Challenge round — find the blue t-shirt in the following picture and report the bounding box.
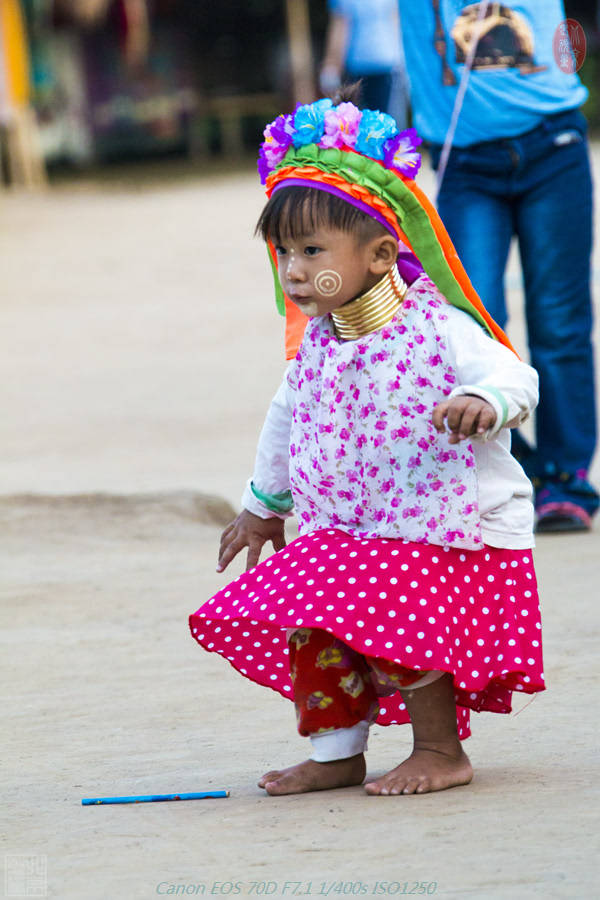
[329,0,403,73]
[398,0,588,146]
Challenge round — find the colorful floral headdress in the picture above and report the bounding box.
[259,98,515,359]
[258,99,422,185]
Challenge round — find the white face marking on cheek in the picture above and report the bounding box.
[315,269,343,297]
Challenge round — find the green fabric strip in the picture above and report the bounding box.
[274,146,495,339]
[267,247,286,316]
[250,481,294,513]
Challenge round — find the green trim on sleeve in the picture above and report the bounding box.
[478,386,509,426]
[250,481,294,513]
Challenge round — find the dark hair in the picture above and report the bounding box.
[256,186,388,246]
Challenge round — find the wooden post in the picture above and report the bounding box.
[0,0,47,188]
[285,0,315,105]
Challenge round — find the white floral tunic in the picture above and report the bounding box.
[286,276,483,549]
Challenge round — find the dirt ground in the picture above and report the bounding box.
[1,152,599,900]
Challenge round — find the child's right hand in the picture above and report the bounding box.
[217,509,286,574]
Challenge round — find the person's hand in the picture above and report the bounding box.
[432,395,496,444]
[319,64,342,95]
[217,510,286,574]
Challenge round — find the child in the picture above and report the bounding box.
[189,92,544,797]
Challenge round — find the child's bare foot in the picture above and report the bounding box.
[364,740,472,796]
[258,754,366,796]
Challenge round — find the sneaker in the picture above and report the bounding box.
[535,474,598,533]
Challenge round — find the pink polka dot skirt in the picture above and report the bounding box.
[189,530,545,740]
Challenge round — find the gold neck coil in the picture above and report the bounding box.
[330,264,408,341]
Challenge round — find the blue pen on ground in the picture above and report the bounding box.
[82,790,229,805]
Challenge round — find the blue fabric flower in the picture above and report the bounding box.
[355,109,398,161]
[292,98,333,148]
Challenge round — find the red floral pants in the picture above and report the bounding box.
[289,628,427,736]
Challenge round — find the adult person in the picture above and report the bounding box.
[398,0,598,531]
[320,0,408,127]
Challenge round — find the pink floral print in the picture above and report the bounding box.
[286,274,483,550]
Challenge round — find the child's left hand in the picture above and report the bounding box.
[432,396,496,444]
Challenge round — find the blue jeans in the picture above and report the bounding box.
[430,109,598,515]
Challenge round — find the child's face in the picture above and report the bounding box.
[274,226,384,318]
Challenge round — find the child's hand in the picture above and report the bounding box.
[432,395,496,444]
[217,509,286,573]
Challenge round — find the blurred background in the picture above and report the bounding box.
[1,0,598,183]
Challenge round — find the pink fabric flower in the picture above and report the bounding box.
[321,102,362,149]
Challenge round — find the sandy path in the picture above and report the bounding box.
[1,154,599,899]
